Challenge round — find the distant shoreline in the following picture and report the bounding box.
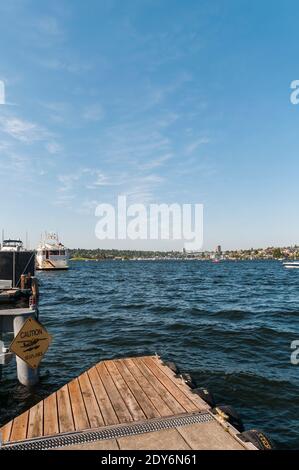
[69,246,299,262]
[69,257,290,262]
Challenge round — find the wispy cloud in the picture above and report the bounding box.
[86,170,119,189]
[145,72,193,108]
[58,168,122,194]
[77,199,99,215]
[0,113,64,162]
[124,21,202,72]
[97,118,172,166]
[139,153,172,170]
[54,193,76,208]
[0,116,48,143]
[0,140,11,152]
[0,145,44,184]
[58,173,81,192]
[55,164,165,211]
[185,138,210,155]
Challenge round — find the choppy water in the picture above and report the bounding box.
[0,260,298,449]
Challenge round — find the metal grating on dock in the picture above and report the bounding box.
[0,355,249,450]
[1,411,215,450]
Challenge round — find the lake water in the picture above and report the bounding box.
[0,260,298,449]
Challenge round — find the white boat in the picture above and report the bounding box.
[36,232,69,270]
[1,239,24,252]
[283,261,299,269]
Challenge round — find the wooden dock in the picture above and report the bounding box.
[0,355,256,450]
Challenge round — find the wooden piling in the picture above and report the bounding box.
[20,274,27,290]
[30,277,39,307]
[13,313,39,387]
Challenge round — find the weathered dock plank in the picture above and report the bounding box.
[68,379,89,431]
[153,357,210,410]
[27,401,43,439]
[9,410,29,442]
[142,357,198,412]
[123,358,173,417]
[0,355,252,450]
[57,384,75,433]
[96,362,133,423]
[78,372,104,428]
[43,393,59,436]
[0,421,13,443]
[132,358,186,415]
[105,360,145,421]
[87,366,119,426]
[115,359,160,419]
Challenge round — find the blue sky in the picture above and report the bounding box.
[0,0,298,250]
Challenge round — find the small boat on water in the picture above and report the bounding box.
[283,261,299,269]
[1,239,24,252]
[36,232,69,270]
[0,237,37,306]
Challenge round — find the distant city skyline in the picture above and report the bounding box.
[1,0,299,250]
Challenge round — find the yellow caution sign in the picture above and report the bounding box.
[10,317,52,369]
